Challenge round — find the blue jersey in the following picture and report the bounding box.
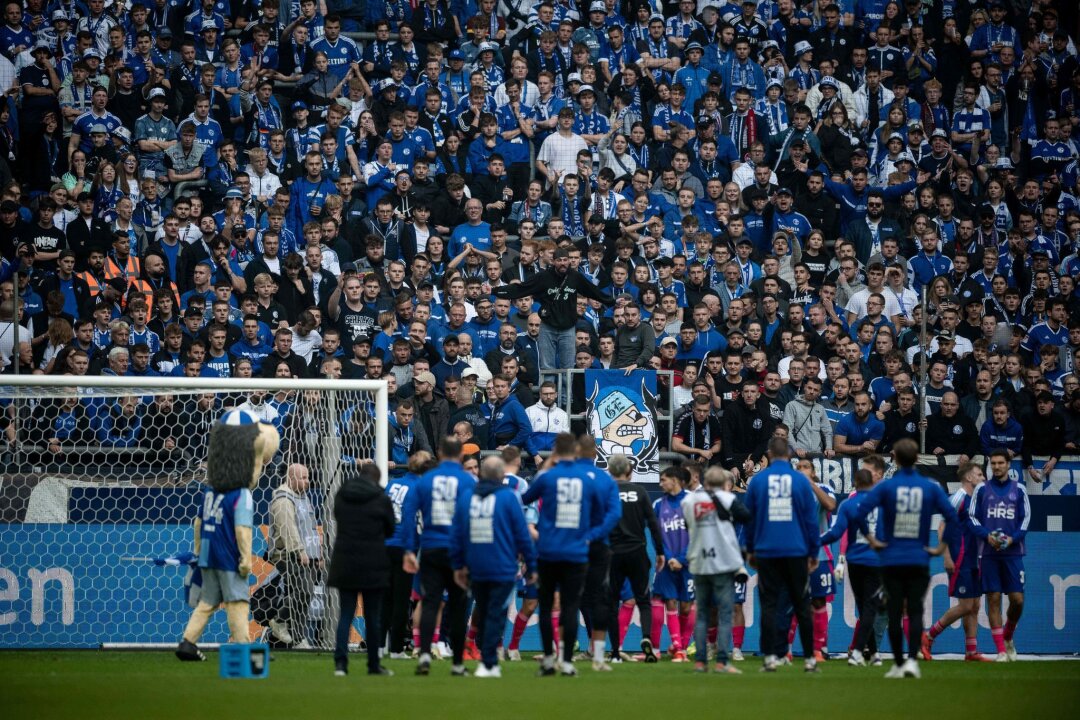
[743,460,820,558]
[820,490,880,567]
[198,486,253,572]
[854,467,958,566]
[400,460,476,551]
[385,472,417,548]
[450,482,537,582]
[943,489,978,570]
[835,412,884,447]
[309,36,361,81]
[969,476,1029,558]
[521,459,600,563]
[653,490,689,564]
[815,482,837,562]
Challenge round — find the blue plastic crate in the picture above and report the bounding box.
[219,643,270,679]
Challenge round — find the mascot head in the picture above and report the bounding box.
[206,409,281,491]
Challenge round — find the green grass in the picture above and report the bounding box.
[3,651,1079,720]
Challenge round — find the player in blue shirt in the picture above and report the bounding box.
[176,410,279,662]
[742,438,821,672]
[796,458,838,663]
[851,438,960,678]
[922,461,993,662]
[969,448,1030,663]
[651,465,693,661]
[383,451,434,659]
[521,433,602,676]
[401,437,477,676]
[820,463,883,666]
[450,455,537,677]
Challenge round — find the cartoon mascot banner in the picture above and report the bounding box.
[585,369,660,484]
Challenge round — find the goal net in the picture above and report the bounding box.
[0,376,388,651]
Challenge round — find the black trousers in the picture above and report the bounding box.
[276,553,318,636]
[848,563,883,657]
[334,587,383,671]
[608,549,652,654]
[418,547,468,664]
[757,556,814,660]
[381,546,412,653]
[882,565,930,665]
[538,560,588,663]
[581,542,612,637]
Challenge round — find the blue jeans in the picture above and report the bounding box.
[471,579,516,669]
[538,323,576,370]
[694,572,735,665]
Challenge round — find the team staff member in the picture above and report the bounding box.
[852,439,960,679]
[607,454,665,663]
[521,433,603,677]
[401,438,477,677]
[450,456,537,678]
[742,437,821,673]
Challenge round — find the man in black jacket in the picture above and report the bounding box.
[493,247,614,369]
[925,391,978,465]
[607,453,665,662]
[720,380,775,483]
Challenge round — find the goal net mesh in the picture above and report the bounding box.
[0,379,386,650]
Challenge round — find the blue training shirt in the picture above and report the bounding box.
[198,486,253,572]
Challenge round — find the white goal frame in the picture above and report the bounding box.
[1,375,391,483]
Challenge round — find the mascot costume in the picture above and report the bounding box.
[176,410,281,661]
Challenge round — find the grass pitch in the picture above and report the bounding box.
[3,651,1079,720]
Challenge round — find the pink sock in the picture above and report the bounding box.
[928,620,945,640]
[1003,619,1017,642]
[413,628,420,649]
[509,612,528,650]
[991,627,1005,653]
[787,616,798,646]
[849,619,860,652]
[812,607,828,651]
[965,638,978,655]
[902,616,910,645]
[649,600,664,647]
[466,624,478,642]
[665,610,681,651]
[708,626,719,645]
[432,629,440,644]
[551,611,560,653]
[732,625,745,649]
[618,604,633,646]
[679,609,696,650]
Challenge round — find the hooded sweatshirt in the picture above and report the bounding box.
[450,480,537,582]
[781,393,833,454]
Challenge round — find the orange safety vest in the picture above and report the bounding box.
[103,255,142,283]
[129,279,178,314]
[79,271,105,297]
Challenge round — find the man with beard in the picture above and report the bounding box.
[834,391,884,457]
[494,247,614,369]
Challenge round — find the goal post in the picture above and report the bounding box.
[0,375,388,651]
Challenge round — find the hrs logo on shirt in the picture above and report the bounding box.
[987,502,1015,520]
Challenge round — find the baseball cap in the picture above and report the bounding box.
[51,9,67,20]
[461,367,480,379]
[775,187,793,196]
[158,28,173,38]
[113,126,131,142]
[414,371,437,386]
[224,187,244,199]
[567,72,583,85]
[820,76,839,90]
[575,84,596,96]
[82,48,102,60]
[147,87,166,100]
[660,336,678,347]
[291,100,308,111]
[448,49,464,61]
[231,222,247,234]
[935,331,955,342]
[89,123,108,134]
[478,41,499,54]
[931,128,948,139]
[707,72,723,85]
[887,132,904,143]
[0,200,19,213]
[589,1,606,11]
[33,40,53,55]
[76,191,94,202]
[766,78,783,91]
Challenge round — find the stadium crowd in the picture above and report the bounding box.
[0,0,1077,478]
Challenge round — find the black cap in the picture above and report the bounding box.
[0,200,19,213]
[654,256,674,267]
[106,277,128,294]
[76,191,94,202]
[736,237,754,246]
[726,327,745,337]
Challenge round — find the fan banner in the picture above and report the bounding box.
[584,369,660,485]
